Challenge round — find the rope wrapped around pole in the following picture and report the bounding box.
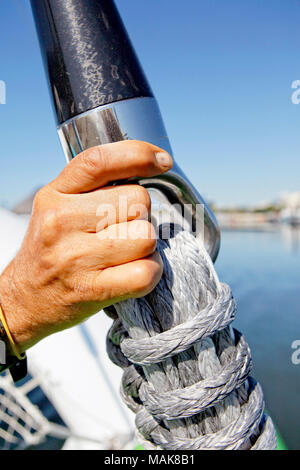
[105,225,277,450]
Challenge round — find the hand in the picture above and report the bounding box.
[0,141,173,353]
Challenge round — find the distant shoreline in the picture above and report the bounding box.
[215,211,300,231]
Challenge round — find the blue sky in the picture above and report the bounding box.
[0,0,300,208]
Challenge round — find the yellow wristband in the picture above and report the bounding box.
[0,304,24,361]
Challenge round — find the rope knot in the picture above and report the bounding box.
[105,229,277,450]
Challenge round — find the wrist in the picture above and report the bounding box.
[0,262,34,354]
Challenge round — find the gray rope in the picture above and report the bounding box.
[105,226,277,450]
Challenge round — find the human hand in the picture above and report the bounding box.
[0,141,172,352]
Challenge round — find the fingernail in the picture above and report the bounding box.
[155,152,173,169]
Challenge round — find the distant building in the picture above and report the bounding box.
[280,191,300,209]
[279,191,300,225]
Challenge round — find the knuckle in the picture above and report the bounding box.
[134,185,151,211]
[126,186,151,221]
[132,260,157,294]
[32,190,71,247]
[145,233,157,253]
[136,220,157,250]
[32,187,47,213]
[39,209,60,240]
[141,238,157,257]
[127,140,155,168]
[38,206,69,247]
[128,219,152,240]
[140,219,155,233]
[79,146,104,174]
[32,186,61,216]
[131,141,155,167]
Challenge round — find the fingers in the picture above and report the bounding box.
[62,220,157,271]
[66,184,151,233]
[51,140,173,194]
[82,252,163,304]
[89,220,157,268]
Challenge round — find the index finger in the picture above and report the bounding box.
[51,140,173,194]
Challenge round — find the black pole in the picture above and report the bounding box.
[30,0,220,261]
[30,0,153,124]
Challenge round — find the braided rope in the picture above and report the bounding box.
[105,226,277,450]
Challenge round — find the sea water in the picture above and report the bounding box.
[215,226,300,450]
